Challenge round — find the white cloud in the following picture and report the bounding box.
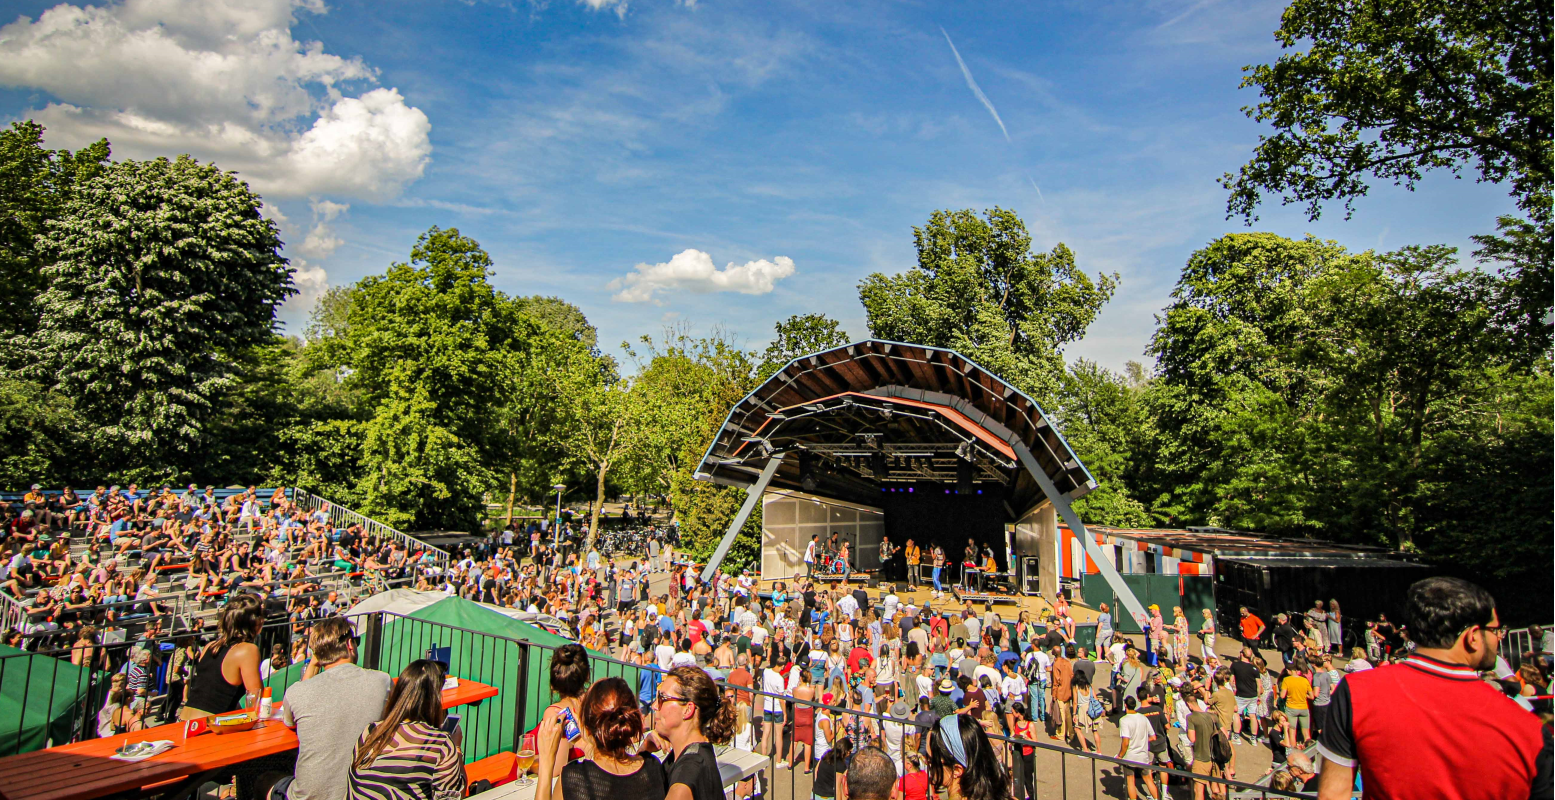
[297,199,349,259]
[608,249,796,303]
[578,0,628,18]
[281,257,330,327]
[0,0,431,201]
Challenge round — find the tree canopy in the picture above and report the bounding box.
[859,207,1116,404]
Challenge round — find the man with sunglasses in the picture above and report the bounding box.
[1315,577,1549,800]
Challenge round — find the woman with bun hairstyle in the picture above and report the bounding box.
[535,677,665,800]
[540,643,592,775]
[650,665,738,800]
[928,712,1009,800]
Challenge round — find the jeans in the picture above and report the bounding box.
[932,567,942,591]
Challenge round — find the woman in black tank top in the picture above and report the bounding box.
[182,593,265,718]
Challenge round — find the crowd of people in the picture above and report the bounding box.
[5,484,1552,800]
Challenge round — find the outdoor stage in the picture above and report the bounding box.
[693,339,1156,630]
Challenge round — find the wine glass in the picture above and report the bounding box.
[514,748,537,787]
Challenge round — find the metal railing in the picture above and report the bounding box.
[1,592,27,635]
[1499,625,1551,670]
[494,632,1306,800]
[292,489,450,565]
[3,604,1311,798]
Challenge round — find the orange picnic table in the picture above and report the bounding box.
[0,679,499,800]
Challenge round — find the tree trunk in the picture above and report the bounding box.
[587,462,608,554]
[504,472,516,531]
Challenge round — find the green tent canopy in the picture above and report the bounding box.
[363,596,637,763]
[0,645,105,757]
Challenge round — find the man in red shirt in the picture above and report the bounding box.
[1316,577,1550,800]
[1237,607,1265,651]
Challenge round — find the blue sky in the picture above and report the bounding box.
[0,0,1519,372]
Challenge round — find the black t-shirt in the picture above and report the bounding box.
[1139,704,1169,752]
[560,754,667,800]
[813,754,844,797]
[1272,624,1297,649]
[851,588,868,612]
[802,590,817,610]
[665,742,724,800]
[1231,661,1260,698]
[1073,659,1096,685]
[1042,630,1066,650]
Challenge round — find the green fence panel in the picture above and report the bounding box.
[1082,574,1215,634]
[0,645,103,756]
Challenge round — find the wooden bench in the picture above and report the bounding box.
[463,752,517,788]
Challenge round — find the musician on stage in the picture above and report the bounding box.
[959,539,978,592]
[878,536,896,582]
[903,539,920,589]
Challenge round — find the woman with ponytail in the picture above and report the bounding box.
[928,712,1010,800]
[535,677,665,800]
[650,665,738,800]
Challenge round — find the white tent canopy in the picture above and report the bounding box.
[343,588,567,636]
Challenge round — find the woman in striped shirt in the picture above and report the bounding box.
[347,660,467,800]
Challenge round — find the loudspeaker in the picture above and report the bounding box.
[956,458,974,494]
[799,451,818,492]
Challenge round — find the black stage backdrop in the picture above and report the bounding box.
[877,484,1007,583]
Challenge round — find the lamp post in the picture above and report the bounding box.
[552,483,566,548]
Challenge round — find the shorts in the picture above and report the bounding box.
[1129,766,1151,781]
[1235,696,1257,716]
[764,710,783,723]
[1153,750,1172,765]
[1191,761,1216,783]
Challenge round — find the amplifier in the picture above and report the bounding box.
[1021,556,1042,595]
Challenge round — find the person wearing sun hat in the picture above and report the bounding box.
[930,678,957,719]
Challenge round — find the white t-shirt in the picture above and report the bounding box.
[881,719,906,764]
[915,671,934,699]
[1119,713,1154,764]
[750,625,769,647]
[974,664,1001,690]
[762,668,787,712]
[804,541,817,564]
[883,594,899,618]
[1001,673,1029,702]
[837,595,859,619]
[655,643,676,672]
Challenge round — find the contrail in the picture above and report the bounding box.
[1027,176,1045,203]
[941,27,1010,142]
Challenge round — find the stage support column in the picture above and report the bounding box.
[1012,442,1150,633]
[700,455,785,584]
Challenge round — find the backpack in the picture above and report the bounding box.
[1211,723,1234,765]
[1088,693,1106,720]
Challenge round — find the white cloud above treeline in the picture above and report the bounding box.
[0,0,431,201]
[609,249,796,303]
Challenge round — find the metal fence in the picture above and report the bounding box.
[502,635,1308,800]
[1499,625,1551,670]
[292,489,450,565]
[4,606,1313,798]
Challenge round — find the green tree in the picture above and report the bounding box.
[757,313,851,379]
[0,121,110,341]
[1054,360,1152,527]
[859,207,1116,403]
[1140,231,1550,599]
[549,343,638,551]
[305,227,542,530]
[1224,0,1552,350]
[1224,0,1551,222]
[27,155,293,481]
